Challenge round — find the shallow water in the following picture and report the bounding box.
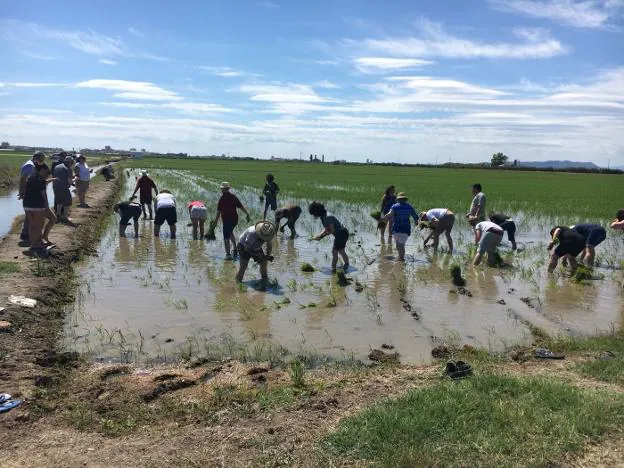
[64,170,624,364]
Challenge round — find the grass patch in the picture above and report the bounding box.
[0,261,20,275]
[576,358,624,385]
[324,374,624,467]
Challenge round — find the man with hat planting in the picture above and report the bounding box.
[132,170,158,220]
[214,182,251,260]
[381,192,419,262]
[235,220,276,283]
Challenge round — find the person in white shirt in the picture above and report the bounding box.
[235,221,276,284]
[73,154,93,208]
[473,221,504,266]
[153,190,177,239]
[420,208,455,253]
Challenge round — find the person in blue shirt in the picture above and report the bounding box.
[381,192,419,262]
[379,185,396,242]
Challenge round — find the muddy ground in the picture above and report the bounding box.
[1,174,623,467]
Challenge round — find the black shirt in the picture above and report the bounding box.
[23,176,47,209]
[489,213,511,225]
[554,227,586,257]
[114,201,140,213]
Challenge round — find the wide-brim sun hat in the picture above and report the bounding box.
[255,220,276,242]
[220,181,231,189]
[396,192,408,200]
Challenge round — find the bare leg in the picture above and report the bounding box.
[445,232,454,253]
[473,252,483,266]
[148,204,153,220]
[259,260,268,280]
[331,249,339,271]
[396,242,406,261]
[133,218,139,238]
[170,224,176,239]
[584,246,595,267]
[432,232,440,251]
[387,219,393,241]
[192,219,199,240]
[236,256,250,282]
[141,203,147,218]
[229,233,237,256]
[199,220,205,238]
[42,208,56,243]
[287,218,296,238]
[119,223,128,237]
[568,255,579,273]
[154,224,161,237]
[28,212,44,248]
[338,249,349,268]
[224,238,232,256]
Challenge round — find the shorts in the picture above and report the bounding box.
[190,206,208,220]
[139,194,153,204]
[434,214,455,235]
[76,179,90,193]
[154,206,177,226]
[120,205,142,225]
[333,229,349,250]
[392,232,410,245]
[237,246,263,262]
[24,207,46,212]
[555,241,585,258]
[54,188,72,207]
[223,219,238,239]
[585,227,606,247]
[265,196,277,211]
[478,231,503,254]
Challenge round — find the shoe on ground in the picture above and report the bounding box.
[225,253,233,261]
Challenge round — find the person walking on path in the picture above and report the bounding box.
[132,170,158,220]
[114,200,142,238]
[188,200,208,240]
[22,163,56,253]
[310,201,350,272]
[467,184,486,228]
[381,192,419,262]
[18,151,46,245]
[489,212,517,250]
[420,208,455,253]
[53,155,75,224]
[262,173,280,219]
[473,220,503,266]
[379,185,396,242]
[235,220,276,284]
[547,226,587,273]
[275,204,302,238]
[214,182,251,260]
[154,190,177,239]
[570,223,606,267]
[73,154,93,208]
[611,210,624,231]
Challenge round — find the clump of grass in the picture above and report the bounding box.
[289,358,306,388]
[324,375,624,466]
[450,264,466,287]
[0,261,20,276]
[572,265,600,282]
[301,262,316,273]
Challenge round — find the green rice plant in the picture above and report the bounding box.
[289,358,306,388]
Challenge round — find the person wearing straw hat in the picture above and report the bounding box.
[235,220,276,283]
[381,192,419,262]
[132,170,158,220]
[214,182,251,260]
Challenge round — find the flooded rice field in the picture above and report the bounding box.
[64,170,624,364]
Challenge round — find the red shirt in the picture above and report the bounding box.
[217,192,243,222]
[135,176,157,198]
[187,200,205,209]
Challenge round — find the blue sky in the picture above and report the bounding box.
[1,0,623,164]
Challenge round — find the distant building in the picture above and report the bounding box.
[104,145,112,151]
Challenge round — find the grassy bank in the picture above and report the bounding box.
[127,157,624,220]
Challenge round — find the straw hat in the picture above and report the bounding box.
[220,181,231,189]
[255,220,276,242]
[396,192,408,200]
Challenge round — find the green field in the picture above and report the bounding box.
[127,158,623,220]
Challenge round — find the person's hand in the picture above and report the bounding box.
[17,194,23,200]
[264,255,274,262]
[313,235,321,241]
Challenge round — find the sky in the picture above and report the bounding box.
[1,0,623,165]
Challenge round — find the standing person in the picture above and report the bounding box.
[74,154,93,208]
[113,200,142,238]
[611,210,624,230]
[22,163,56,252]
[275,204,302,239]
[235,221,276,283]
[379,185,396,242]
[489,212,517,250]
[153,190,177,239]
[547,226,587,273]
[18,151,46,244]
[53,155,75,224]
[467,184,486,228]
[132,170,158,220]
[570,223,607,267]
[310,201,350,272]
[420,208,455,253]
[473,220,504,266]
[214,182,251,260]
[381,192,419,262]
[188,200,208,240]
[262,173,280,219]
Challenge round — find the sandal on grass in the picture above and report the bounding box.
[0,393,11,404]
[534,348,565,360]
[445,360,473,379]
[0,399,22,413]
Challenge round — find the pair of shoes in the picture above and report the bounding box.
[445,361,473,379]
[225,253,233,261]
[0,393,22,414]
[342,263,350,271]
[534,348,565,359]
[18,240,31,247]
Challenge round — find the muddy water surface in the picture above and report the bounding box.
[65,170,624,364]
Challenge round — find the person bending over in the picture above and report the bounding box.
[154,190,177,239]
[188,200,208,240]
[489,212,517,250]
[420,208,455,253]
[275,204,301,239]
[473,220,503,266]
[548,226,586,273]
[570,223,606,267]
[235,220,276,284]
[114,200,142,238]
[310,201,350,272]
[611,210,624,231]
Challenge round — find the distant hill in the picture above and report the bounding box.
[518,160,600,169]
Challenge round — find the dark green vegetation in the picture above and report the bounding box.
[324,375,624,467]
[127,157,623,219]
[0,261,20,275]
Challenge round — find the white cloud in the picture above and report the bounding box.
[101,101,234,114]
[352,18,568,59]
[197,66,256,77]
[490,0,623,28]
[315,60,339,65]
[240,83,331,103]
[1,82,66,88]
[314,80,341,89]
[128,26,144,37]
[354,57,434,73]
[99,59,118,65]
[386,76,510,96]
[75,79,182,101]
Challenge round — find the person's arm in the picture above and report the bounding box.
[381,209,393,222]
[547,228,561,250]
[18,174,28,199]
[474,228,482,244]
[275,183,280,194]
[314,221,334,240]
[131,181,140,197]
[548,253,560,273]
[611,220,624,230]
[411,207,420,226]
[474,196,485,219]
[238,200,251,222]
[151,180,158,196]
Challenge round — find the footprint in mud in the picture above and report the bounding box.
[520,297,536,309]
